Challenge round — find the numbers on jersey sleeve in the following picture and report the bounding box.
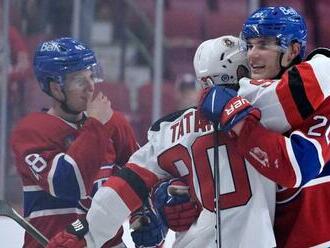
[158,133,252,212]
[308,116,327,137]
[25,153,47,180]
[25,153,47,173]
[326,125,330,145]
[307,115,330,144]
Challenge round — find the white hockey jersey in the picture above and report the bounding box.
[85,108,276,248]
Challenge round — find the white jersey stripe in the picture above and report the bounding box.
[307,54,330,98]
[26,207,85,220]
[284,138,302,188]
[23,185,43,191]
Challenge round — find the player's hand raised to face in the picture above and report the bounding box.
[87,92,113,124]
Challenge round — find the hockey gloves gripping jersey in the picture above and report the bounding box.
[199,85,260,131]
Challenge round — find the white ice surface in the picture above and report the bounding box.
[0,217,175,248]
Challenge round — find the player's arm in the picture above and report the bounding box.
[45,164,159,248]
[106,111,140,166]
[87,111,139,197]
[47,111,200,247]
[74,134,164,247]
[232,115,329,188]
[199,85,329,188]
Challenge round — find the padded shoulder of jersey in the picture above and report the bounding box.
[306,48,330,61]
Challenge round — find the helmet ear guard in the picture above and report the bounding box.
[193,35,250,89]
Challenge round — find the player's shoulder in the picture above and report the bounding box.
[13,112,68,136]
[305,48,330,61]
[107,110,130,127]
[150,107,196,132]
[104,111,135,134]
[112,110,127,122]
[14,112,51,129]
[300,48,330,74]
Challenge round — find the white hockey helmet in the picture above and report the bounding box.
[193,35,250,88]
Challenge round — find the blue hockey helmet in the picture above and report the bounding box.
[33,37,99,95]
[241,6,307,58]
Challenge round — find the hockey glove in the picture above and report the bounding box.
[152,178,201,232]
[199,85,260,131]
[130,206,166,248]
[46,219,88,248]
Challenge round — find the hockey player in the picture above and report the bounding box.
[47,35,278,248]
[10,37,139,248]
[199,6,330,248]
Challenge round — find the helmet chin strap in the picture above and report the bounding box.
[60,102,81,115]
[273,52,302,79]
[51,88,81,115]
[60,90,81,115]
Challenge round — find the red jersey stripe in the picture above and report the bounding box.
[104,176,142,212]
[276,72,304,127]
[126,163,159,189]
[298,62,324,110]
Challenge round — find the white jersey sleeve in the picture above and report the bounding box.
[238,77,292,133]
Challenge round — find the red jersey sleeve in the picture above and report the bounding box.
[105,111,139,166]
[236,100,330,188]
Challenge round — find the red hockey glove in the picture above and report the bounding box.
[152,179,201,232]
[47,219,88,248]
[163,200,201,232]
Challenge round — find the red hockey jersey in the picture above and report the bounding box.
[11,111,138,248]
[237,49,330,248]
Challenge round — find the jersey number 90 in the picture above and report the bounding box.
[158,133,252,212]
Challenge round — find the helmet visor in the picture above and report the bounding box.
[89,63,104,83]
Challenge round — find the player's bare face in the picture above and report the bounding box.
[63,69,95,112]
[246,37,282,79]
